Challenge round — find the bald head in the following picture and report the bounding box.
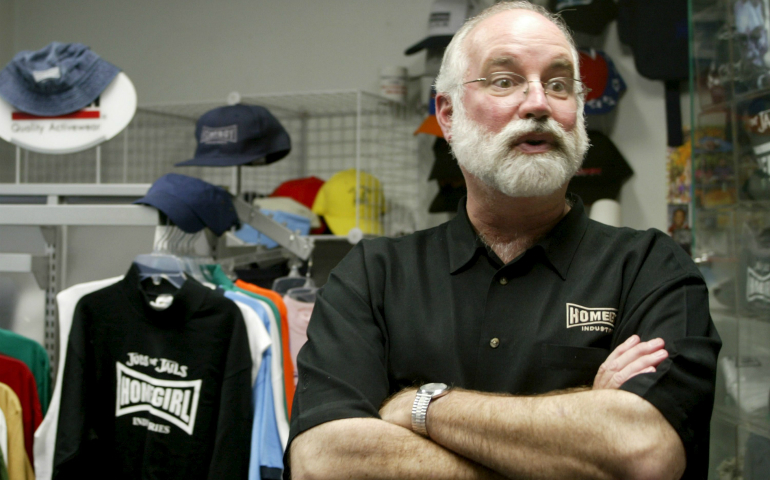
[434,1,580,105]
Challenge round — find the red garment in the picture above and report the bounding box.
[0,353,43,469]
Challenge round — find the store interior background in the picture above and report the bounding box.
[0,0,693,234]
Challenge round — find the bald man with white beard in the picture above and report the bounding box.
[286,3,720,480]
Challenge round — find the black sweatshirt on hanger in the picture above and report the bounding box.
[52,264,252,480]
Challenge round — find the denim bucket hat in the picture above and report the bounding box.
[0,42,120,116]
[134,174,240,236]
[175,104,291,167]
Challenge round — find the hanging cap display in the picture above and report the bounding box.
[552,0,618,36]
[414,87,444,137]
[405,0,473,55]
[0,42,120,117]
[134,173,239,236]
[579,49,626,116]
[429,138,463,180]
[567,130,633,205]
[175,104,291,167]
[312,169,386,236]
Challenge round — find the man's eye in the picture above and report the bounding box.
[492,78,514,88]
[548,80,568,93]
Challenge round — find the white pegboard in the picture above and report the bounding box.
[0,90,422,237]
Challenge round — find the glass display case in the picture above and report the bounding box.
[691,0,770,477]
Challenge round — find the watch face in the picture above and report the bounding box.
[421,382,449,396]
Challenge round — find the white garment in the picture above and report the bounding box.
[231,299,271,385]
[230,292,289,448]
[34,276,123,480]
[0,403,7,466]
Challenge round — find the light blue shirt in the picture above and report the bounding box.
[224,291,283,480]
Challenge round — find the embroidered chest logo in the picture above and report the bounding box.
[115,361,202,435]
[200,124,238,144]
[747,266,770,303]
[566,303,617,333]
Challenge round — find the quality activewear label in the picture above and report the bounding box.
[115,362,202,435]
[566,303,617,332]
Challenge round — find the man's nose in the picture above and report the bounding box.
[517,81,552,120]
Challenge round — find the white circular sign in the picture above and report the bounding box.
[0,72,137,154]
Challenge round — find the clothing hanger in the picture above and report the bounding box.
[133,224,187,289]
[285,286,317,303]
[285,255,318,302]
[272,256,315,295]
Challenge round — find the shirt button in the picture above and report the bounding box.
[499,277,508,285]
[490,338,500,348]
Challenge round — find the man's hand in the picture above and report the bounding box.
[593,335,668,389]
[379,387,418,430]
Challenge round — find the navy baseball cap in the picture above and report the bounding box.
[552,0,618,36]
[0,42,120,117]
[175,104,291,167]
[134,174,239,236]
[405,0,473,55]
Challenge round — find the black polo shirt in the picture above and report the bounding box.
[288,195,721,480]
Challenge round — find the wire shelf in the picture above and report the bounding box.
[0,90,422,236]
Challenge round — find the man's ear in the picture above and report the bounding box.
[435,93,453,142]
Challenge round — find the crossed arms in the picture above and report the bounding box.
[289,335,686,480]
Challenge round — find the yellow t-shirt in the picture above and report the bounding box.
[0,383,33,480]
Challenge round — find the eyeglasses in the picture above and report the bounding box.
[463,72,590,113]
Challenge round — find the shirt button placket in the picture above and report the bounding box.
[499,277,508,285]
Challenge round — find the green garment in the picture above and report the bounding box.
[0,445,8,480]
[0,330,50,415]
[202,265,288,417]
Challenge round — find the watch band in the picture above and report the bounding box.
[411,390,433,437]
[411,383,450,437]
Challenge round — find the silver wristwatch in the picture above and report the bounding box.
[411,382,451,437]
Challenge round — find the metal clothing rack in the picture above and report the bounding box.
[0,183,315,377]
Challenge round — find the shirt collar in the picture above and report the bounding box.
[120,262,207,324]
[447,194,588,280]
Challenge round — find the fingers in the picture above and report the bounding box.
[593,337,668,390]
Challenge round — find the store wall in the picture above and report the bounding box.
[0,0,13,66]
[5,0,677,231]
[10,0,433,104]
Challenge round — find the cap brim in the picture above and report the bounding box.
[175,154,269,167]
[405,35,455,55]
[414,115,444,137]
[133,191,206,233]
[324,215,383,236]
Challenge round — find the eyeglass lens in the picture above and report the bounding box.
[470,72,583,112]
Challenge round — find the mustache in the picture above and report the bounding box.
[495,118,568,151]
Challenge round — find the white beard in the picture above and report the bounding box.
[449,102,589,198]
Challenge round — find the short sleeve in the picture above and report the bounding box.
[616,242,721,480]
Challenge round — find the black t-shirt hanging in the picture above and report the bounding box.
[53,264,252,480]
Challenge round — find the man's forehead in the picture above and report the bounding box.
[483,55,574,72]
[464,10,572,66]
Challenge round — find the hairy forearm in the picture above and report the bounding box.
[290,417,506,480]
[426,388,685,480]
